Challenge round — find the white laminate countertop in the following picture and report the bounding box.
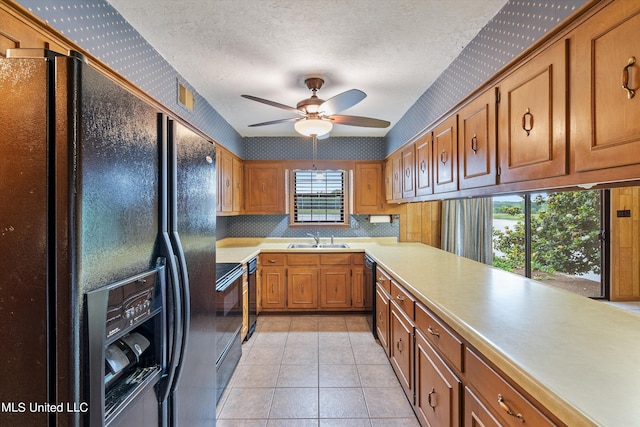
[217,237,640,426]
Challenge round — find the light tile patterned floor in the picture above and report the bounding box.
[216,314,421,427]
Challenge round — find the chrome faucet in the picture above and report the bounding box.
[307,232,320,245]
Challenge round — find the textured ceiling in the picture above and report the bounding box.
[107,0,507,138]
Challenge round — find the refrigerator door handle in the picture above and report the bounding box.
[158,234,182,403]
[169,232,191,388]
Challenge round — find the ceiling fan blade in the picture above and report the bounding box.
[247,117,300,127]
[241,94,305,116]
[329,115,390,128]
[319,89,366,115]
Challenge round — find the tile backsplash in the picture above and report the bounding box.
[217,215,398,240]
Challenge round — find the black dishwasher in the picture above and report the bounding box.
[246,257,258,340]
[364,254,376,337]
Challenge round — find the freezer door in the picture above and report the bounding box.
[168,120,218,426]
[0,55,50,427]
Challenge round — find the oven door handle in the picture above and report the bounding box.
[216,268,246,292]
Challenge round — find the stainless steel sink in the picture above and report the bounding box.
[287,243,349,249]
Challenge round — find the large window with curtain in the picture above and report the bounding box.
[492,190,607,298]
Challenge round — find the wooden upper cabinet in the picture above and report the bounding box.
[458,89,497,189]
[497,39,568,184]
[244,161,284,214]
[572,1,640,172]
[354,162,386,214]
[402,146,415,199]
[0,6,66,56]
[232,156,243,212]
[219,149,233,212]
[391,152,403,200]
[415,134,433,197]
[433,115,458,193]
[217,147,243,215]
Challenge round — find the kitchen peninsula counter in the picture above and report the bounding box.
[217,237,640,426]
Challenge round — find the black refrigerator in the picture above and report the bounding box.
[161,118,218,426]
[0,49,218,427]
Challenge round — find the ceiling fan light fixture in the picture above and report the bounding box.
[294,118,333,137]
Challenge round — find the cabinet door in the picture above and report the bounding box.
[497,39,567,183]
[384,158,393,202]
[402,146,415,199]
[392,152,403,200]
[320,268,351,309]
[390,302,413,399]
[415,134,433,196]
[459,89,497,189]
[572,1,640,171]
[354,162,384,213]
[218,149,233,212]
[415,329,461,427]
[351,267,364,309]
[433,115,458,193]
[245,162,284,213]
[288,267,318,309]
[232,156,243,212]
[375,286,390,356]
[261,266,286,310]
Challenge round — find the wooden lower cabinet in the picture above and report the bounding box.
[288,267,318,309]
[261,266,286,310]
[320,267,351,308]
[259,253,366,312]
[375,285,390,356]
[415,329,461,427]
[389,301,414,399]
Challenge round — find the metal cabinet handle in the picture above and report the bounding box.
[428,388,437,409]
[268,259,277,263]
[396,294,405,302]
[522,108,534,136]
[396,338,403,352]
[471,134,478,153]
[498,394,524,423]
[440,150,448,164]
[420,160,426,172]
[427,326,440,337]
[394,172,399,181]
[226,178,230,188]
[405,167,411,177]
[378,310,384,322]
[271,283,275,293]
[622,56,636,99]
[262,182,266,192]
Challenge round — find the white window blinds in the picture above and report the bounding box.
[293,170,346,224]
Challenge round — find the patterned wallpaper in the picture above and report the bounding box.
[220,215,398,240]
[385,0,588,154]
[244,136,385,161]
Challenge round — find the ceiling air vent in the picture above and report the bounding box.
[177,80,194,111]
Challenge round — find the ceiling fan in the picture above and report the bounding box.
[241,77,390,138]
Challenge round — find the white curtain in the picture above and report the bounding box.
[441,198,493,265]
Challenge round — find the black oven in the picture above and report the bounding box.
[364,254,376,336]
[215,262,244,403]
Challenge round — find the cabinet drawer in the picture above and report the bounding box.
[465,348,557,427]
[320,253,351,265]
[376,266,392,294]
[287,254,320,266]
[415,303,463,373]
[390,279,415,320]
[261,253,285,266]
